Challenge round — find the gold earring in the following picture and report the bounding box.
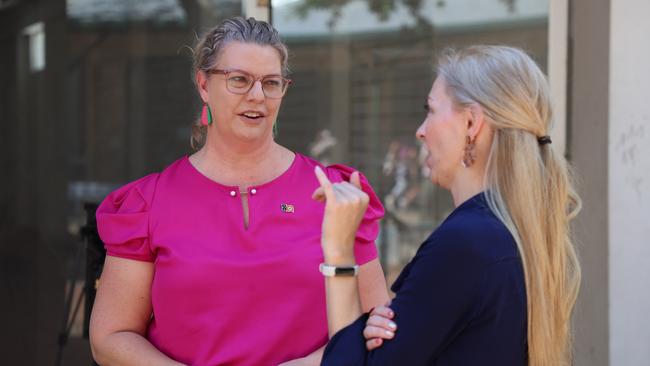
[462,135,476,168]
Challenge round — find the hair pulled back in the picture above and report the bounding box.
[190,17,289,149]
[437,45,581,366]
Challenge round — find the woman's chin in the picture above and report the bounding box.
[234,126,272,142]
[429,175,440,188]
[428,171,450,191]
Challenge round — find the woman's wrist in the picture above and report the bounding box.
[322,246,356,265]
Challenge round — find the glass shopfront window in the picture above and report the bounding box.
[272,0,549,283]
[1,0,549,363]
[1,1,243,364]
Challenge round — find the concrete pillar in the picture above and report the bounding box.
[569,0,610,364]
[569,0,650,365]
[548,0,568,155]
[608,0,650,364]
[243,0,269,22]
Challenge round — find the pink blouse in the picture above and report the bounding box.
[96,154,384,366]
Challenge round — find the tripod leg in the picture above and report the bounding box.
[55,236,85,366]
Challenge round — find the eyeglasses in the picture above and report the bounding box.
[207,68,292,99]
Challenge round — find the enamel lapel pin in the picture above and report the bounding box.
[281,203,295,213]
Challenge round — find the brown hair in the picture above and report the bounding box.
[190,17,289,150]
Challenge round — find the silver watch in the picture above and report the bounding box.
[319,263,360,277]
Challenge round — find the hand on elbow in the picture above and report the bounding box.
[363,305,397,351]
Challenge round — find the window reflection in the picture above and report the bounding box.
[67,0,187,26]
[273,0,549,284]
[62,0,245,340]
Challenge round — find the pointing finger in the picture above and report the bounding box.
[314,166,335,200]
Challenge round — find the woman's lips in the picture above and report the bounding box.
[238,114,265,124]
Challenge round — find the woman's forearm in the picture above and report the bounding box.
[92,331,185,366]
[323,250,363,337]
[314,168,369,338]
[358,259,390,313]
[325,276,363,337]
[304,345,325,365]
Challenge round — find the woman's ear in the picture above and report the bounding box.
[196,70,210,103]
[466,103,487,140]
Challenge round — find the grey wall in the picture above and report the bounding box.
[608,0,650,364]
[570,1,650,364]
[569,0,610,364]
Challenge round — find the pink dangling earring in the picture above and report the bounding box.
[201,104,213,126]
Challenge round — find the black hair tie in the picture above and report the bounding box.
[538,135,552,145]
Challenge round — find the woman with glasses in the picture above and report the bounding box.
[89,17,389,366]
[314,46,581,365]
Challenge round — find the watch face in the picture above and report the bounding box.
[334,267,357,276]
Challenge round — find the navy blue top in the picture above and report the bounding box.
[322,193,527,365]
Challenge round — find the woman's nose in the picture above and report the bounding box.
[415,122,426,141]
[247,80,265,100]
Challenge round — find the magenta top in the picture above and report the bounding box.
[96,154,384,365]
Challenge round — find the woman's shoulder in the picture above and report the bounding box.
[95,173,160,261]
[293,154,360,180]
[425,195,519,265]
[97,157,188,215]
[296,153,385,229]
[296,154,362,182]
[97,173,160,215]
[295,153,383,202]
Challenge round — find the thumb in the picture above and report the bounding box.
[350,171,362,190]
[311,187,325,202]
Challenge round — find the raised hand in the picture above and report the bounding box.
[313,166,369,264]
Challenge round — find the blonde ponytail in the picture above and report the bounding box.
[438,46,581,365]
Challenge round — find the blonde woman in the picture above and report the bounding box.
[313,45,581,365]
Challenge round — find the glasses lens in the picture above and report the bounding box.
[227,71,252,92]
[262,76,285,98]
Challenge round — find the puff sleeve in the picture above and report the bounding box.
[96,173,159,262]
[325,165,385,265]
